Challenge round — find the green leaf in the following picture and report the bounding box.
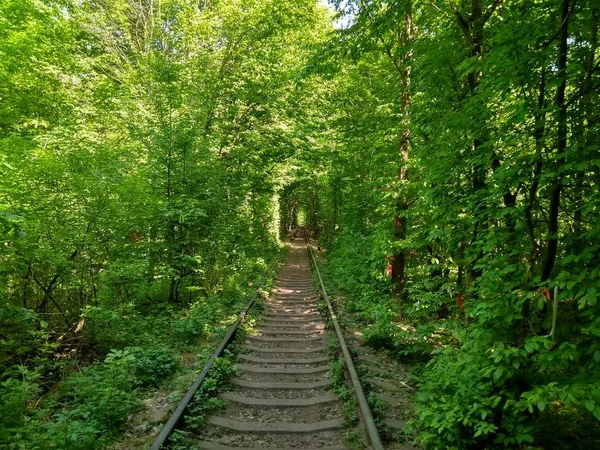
[537,295,545,310]
[537,401,546,412]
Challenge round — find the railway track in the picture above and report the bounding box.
[151,232,383,450]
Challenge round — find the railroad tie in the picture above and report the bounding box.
[201,237,346,449]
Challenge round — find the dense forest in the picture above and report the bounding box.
[1,0,599,449]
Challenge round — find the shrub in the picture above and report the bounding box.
[0,366,43,445]
[127,345,179,388]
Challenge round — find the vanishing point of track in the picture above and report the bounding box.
[151,231,383,450]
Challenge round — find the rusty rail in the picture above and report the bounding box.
[305,231,384,450]
[150,260,278,450]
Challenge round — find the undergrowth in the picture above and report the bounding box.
[329,354,363,450]
[319,228,600,449]
[0,248,284,450]
[181,351,239,434]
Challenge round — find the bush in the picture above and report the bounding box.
[48,353,140,446]
[127,345,179,388]
[0,366,43,445]
[415,328,600,449]
[171,299,221,341]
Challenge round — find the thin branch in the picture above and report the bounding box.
[481,0,505,24]
[357,0,403,75]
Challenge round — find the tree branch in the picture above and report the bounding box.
[482,0,505,24]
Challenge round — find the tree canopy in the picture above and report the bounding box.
[1,0,599,448]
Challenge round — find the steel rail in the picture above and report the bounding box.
[150,260,278,450]
[305,232,385,450]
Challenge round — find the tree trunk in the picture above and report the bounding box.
[572,7,598,254]
[541,0,571,282]
[454,0,505,289]
[525,68,547,279]
[391,0,413,315]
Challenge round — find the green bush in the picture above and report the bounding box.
[48,354,140,445]
[171,299,222,341]
[128,345,179,388]
[0,366,43,446]
[415,311,600,449]
[0,355,140,450]
[0,305,56,371]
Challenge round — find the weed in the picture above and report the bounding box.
[183,352,239,432]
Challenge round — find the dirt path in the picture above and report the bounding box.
[196,238,346,450]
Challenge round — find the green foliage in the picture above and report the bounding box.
[0,357,139,450]
[1,0,321,445]
[0,304,56,371]
[114,346,180,388]
[2,0,599,448]
[293,0,600,448]
[416,330,600,448]
[46,361,140,449]
[0,366,43,446]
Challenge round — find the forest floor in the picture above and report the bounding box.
[346,328,421,449]
[108,350,207,449]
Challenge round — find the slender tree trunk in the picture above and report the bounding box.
[542,0,571,282]
[391,0,413,316]
[168,278,178,303]
[573,7,598,254]
[521,69,546,339]
[22,273,30,309]
[456,1,485,289]
[332,176,339,231]
[525,69,547,279]
[454,0,504,289]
